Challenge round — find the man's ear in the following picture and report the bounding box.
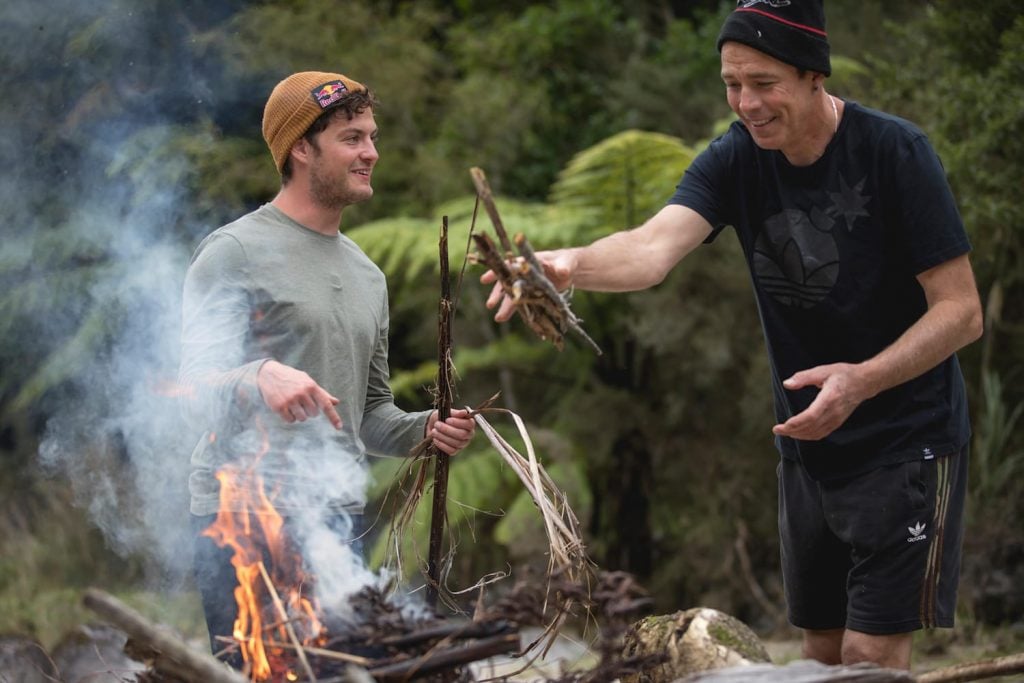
[290,137,313,167]
[811,72,826,91]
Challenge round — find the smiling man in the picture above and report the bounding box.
[482,1,982,671]
[179,71,475,662]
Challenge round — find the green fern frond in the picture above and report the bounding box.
[348,195,596,299]
[388,333,558,403]
[551,129,697,231]
[347,217,439,282]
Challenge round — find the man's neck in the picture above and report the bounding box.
[783,91,840,167]
[271,185,343,236]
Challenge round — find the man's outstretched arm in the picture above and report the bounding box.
[483,204,713,321]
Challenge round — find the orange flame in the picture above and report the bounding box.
[202,424,324,680]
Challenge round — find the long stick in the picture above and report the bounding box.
[426,215,453,608]
[469,168,514,256]
[917,652,1024,683]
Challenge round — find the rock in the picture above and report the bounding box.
[0,634,59,682]
[50,622,148,683]
[622,608,771,683]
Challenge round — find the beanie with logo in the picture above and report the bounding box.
[261,71,367,174]
[717,0,831,76]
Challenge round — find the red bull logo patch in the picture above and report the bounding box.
[311,80,349,109]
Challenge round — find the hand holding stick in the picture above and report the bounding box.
[469,167,601,355]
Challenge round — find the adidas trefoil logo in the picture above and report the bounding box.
[907,522,927,543]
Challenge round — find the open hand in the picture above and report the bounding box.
[772,363,871,441]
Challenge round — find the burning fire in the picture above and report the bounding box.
[203,427,325,680]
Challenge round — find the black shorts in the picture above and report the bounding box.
[778,449,968,635]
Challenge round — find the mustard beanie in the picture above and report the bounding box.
[261,71,367,174]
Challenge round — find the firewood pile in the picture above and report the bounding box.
[80,567,667,683]
[85,586,518,683]
[292,585,521,682]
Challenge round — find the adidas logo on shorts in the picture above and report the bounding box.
[907,522,927,543]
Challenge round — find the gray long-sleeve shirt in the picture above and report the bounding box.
[179,203,427,515]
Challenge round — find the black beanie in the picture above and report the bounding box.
[717,0,831,76]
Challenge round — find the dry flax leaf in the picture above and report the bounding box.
[471,407,596,656]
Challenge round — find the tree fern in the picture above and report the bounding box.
[551,129,698,231]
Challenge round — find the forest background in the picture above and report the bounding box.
[1,0,1022,667]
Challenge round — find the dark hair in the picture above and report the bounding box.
[281,89,378,183]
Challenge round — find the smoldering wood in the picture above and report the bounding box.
[376,618,516,647]
[469,166,602,355]
[366,632,521,681]
[83,586,445,682]
[229,637,372,667]
[82,587,248,683]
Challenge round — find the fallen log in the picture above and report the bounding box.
[916,652,1024,683]
[678,659,914,682]
[82,587,249,683]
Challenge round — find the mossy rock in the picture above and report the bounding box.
[622,608,771,683]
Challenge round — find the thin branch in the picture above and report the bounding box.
[257,561,317,682]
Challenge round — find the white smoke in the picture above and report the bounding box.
[14,1,419,620]
[35,126,198,581]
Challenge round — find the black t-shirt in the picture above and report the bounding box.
[669,100,971,480]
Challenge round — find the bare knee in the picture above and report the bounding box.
[842,630,913,670]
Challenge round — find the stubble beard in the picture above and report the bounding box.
[309,165,372,212]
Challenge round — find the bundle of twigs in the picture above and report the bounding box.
[468,167,602,355]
